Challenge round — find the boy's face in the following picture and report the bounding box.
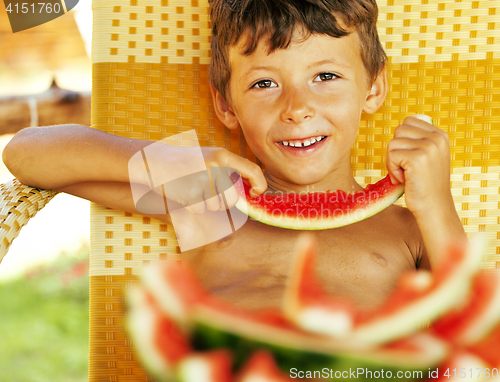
[213,30,386,188]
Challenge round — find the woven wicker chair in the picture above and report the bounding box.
[1,0,499,380]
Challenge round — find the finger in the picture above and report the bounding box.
[386,157,405,185]
[394,127,449,153]
[195,167,221,212]
[388,137,435,152]
[386,146,410,184]
[388,172,401,185]
[394,123,444,139]
[388,167,405,185]
[203,187,224,212]
[185,200,206,214]
[183,179,214,215]
[226,157,267,197]
[404,115,433,128]
[163,170,209,212]
[213,170,240,209]
[206,167,240,210]
[402,115,440,134]
[387,148,428,184]
[182,170,215,214]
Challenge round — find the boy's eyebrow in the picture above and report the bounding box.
[244,59,351,79]
[245,66,279,77]
[308,59,351,69]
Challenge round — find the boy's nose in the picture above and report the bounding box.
[280,89,315,124]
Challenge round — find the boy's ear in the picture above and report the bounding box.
[363,65,388,115]
[210,84,240,130]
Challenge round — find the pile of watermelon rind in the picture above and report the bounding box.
[126,233,500,382]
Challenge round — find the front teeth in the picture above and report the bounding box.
[282,136,324,147]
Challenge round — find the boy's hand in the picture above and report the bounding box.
[386,115,452,217]
[150,146,267,215]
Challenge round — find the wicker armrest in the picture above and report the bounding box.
[0,179,59,263]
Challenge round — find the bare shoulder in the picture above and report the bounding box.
[375,204,428,270]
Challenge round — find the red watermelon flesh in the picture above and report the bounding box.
[432,271,500,345]
[467,322,500,367]
[126,286,192,380]
[236,350,298,382]
[123,230,500,381]
[283,233,356,337]
[231,173,405,230]
[348,240,482,344]
[128,279,444,382]
[188,298,449,373]
[230,114,433,232]
[177,350,233,382]
[143,259,297,332]
[141,261,209,323]
[282,233,482,345]
[156,311,193,365]
[136,258,449,374]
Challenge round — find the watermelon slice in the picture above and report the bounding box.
[412,114,434,125]
[283,233,356,337]
[428,351,491,382]
[177,350,233,382]
[189,299,448,375]
[467,321,500,367]
[140,261,208,323]
[232,173,404,230]
[432,271,500,345]
[126,286,192,381]
[349,238,484,344]
[231,114,434,231]
[282,233,484,345]
[235,350,295,382]
[132,259,449,378]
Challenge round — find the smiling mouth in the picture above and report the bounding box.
[278,135,327,148]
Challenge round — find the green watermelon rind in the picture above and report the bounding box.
[460,272,500,344]
[412,114,434,125]
[349,239,485,345]
[234,180,405,231]
[141,264,190,323]
[282,233,355,337]
[234,114,434,231]
[443,271,500,345]
[189,303,448,378]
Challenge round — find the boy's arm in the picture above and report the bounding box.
[56,181,173,226]
[3,124,267,218]
[415,201,465,271]
[387,116,467,270]
[413,205,465,271]
[2,125,153,189]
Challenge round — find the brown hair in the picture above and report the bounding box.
[209,0,387,101]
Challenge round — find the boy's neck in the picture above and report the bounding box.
[263,167,363,194]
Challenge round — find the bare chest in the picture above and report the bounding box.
[182,211,417,311]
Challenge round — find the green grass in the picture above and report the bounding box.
[0,250,89,382]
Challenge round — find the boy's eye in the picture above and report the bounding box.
[252,79,277,89]
[314,73,338,82]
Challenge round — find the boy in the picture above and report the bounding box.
[3,0,466,311]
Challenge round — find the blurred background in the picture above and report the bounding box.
[0,1,92,380]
